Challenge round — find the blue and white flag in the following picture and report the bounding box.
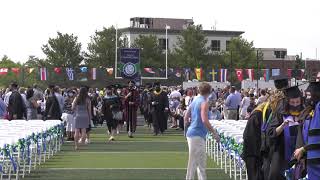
[272,69,280,76]
[220,69,228,82]
[80,67,88,73]
[66,68,74,80]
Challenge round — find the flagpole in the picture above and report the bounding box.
[115,25,118,79]
[165,25,169,80]
[256,50,259,90]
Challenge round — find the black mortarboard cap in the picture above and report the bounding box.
[272,75,289,89]
[48,84,55,89]
[128,80,135,84]
[10,82,18,88]
[284,86,301,98]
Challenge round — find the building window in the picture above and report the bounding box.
[226,40,230,51]
[274,51,287,58]
[211,40,220,51]
[159,38,169,50]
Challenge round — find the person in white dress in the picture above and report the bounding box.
[239,91,251,120]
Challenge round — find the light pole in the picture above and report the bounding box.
[165,25,170,79]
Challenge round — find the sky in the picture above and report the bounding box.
[0,0,319,62]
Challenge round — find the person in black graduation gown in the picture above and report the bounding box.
[141,83,153,128]
[45,85,62,120]
[151,82,169,136]
[7,82,26,120]
[267,86,304,180]
[293,81,320,179]
[242,75,288,180]
[242,103,271,180]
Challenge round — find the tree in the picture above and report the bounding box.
[173,25,210,68]
[293,55,305,79]
[0,55,21,87]
[42,32,83,67]
[131,35,164,68]
[224,37,257,68]
[86,26,125,67]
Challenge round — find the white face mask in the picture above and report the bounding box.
[117,90,121,94]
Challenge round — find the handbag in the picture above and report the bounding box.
[112,111,123,121]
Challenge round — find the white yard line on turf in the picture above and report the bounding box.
[47,168,220,170]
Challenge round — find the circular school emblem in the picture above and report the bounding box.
[123,63,136,77]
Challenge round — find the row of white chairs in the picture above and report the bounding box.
[206,120,247,180]
[0,120,64,180]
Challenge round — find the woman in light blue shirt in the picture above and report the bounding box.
[184,82,219,180]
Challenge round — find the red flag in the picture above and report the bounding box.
[235,69,243,81]
[11,68,20,75]
[54,67,62,74]
[144,68,155,74]
[246,69,254,81]
[40,68,47,81]
[0,68,8,75]
[287,69,292,78]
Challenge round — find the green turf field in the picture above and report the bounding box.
[24,125,231,180]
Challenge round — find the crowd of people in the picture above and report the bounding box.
[1,76,320,179]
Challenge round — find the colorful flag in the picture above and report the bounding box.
[40,68,47,81]
[235,69,243,81]
[184,68,191,81]
[0,68,8,75]
[66,68,74,80]
[11,68,20,75]
[246,69,254,81]
[106,68,114,75]
[91,68,97,80]
[220,69,228,82]
[287,69,292,79]
[80,67,88,73]
[144,68,155,74]
[272,69,280,76]
[209,67,218,81]
[194,68,203,80]
[27,68,35,74]
[263,69,270,81]
[54,67,62,74]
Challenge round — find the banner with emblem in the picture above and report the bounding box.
[66,68,74,80]
[119,48,141,82]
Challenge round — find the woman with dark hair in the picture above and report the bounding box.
[72,87,92,150]
[45,85,62,120]
[26,88,39,120]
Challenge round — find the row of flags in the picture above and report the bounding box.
[0,67,309,82]
[0,67,114,81]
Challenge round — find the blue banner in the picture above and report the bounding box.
[119,48,141,81]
